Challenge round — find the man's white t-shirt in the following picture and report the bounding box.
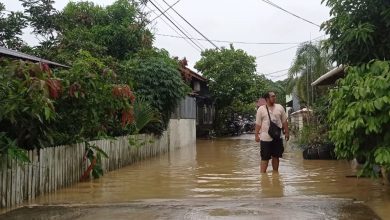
[256,104,287,142]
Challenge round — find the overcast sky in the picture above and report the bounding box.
[3,0,331,81]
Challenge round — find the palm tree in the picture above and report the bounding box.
[287,42,332,106]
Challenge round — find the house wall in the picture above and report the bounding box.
[171,95,213,139]
[290,111,311,131]
[168,119,196,151]
[286,93,301,117]
[171,96,197,120]
[290,113,304,131]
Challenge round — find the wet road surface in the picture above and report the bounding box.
[0,198,380,220]
[1,135,389,219]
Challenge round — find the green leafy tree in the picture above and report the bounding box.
[195,45,257,108]
[322,0,390,177]
[288,42,332,105]
[0,3,27,49]
[122,49,190,135]
[321,0,390,65]
[328,61,390,176]
[20,0,58,40]
[195,45,268,134]
[265,78,287,108]
[286,42,331,150]
[55,0,152,62]
[17,0,152,62]
[19,0,59,56]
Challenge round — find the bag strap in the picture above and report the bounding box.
[265,105,272,122]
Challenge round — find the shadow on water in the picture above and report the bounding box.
[2,134,389,219]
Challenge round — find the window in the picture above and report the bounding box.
[193,81,201,92]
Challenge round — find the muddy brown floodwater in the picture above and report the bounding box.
[1,135,390,219]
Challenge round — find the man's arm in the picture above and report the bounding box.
[255,124,261,142]
[255,107,262,142]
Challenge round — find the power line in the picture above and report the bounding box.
[146,4,201,52]
[145,5,202,52]
[160,0,219,49]
[152,0,206,50]
[268,73,289,79]
[257,70,289,79]
[258,35,327,79]
[260,70,289,79]
[256,35,325,58]
[262,68,290,76]
[257,45,298,58]
[148,0,204,51]
[259,36,327,79]
[155,33,300,45]
[260,0,320,28]
[149,0,182,23]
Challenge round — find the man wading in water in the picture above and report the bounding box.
[255,91,289,173]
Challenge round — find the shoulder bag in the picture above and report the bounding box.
[266,105,281,139]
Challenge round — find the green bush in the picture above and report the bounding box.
[328,60,390,176]
[0,52,159,153]
[295,121,329,149]
[52,50,137,145]
[121,49,190,135]
[0,58,57,149]
[296,97,331,147]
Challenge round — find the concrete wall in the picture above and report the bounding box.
[168,119,196,151]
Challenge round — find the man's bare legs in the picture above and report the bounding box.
[260,160,268,173]
[261,157,280,173]
[272,157,280,172]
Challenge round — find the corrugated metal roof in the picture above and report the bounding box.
[0,46,69,68]
[311,66,345,86]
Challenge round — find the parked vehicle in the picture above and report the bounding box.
[226,115,244,136]
[243,115,255,133]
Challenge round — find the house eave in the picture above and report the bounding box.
[0,46,69,68]
[311,66,345,87]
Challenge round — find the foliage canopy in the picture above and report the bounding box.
[328,60,390,176]
[321,0,390,65]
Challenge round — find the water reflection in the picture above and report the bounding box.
[26,135,389,219]
[260,173,284,197]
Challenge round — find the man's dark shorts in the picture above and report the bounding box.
[260,138,284,161]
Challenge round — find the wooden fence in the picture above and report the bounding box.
[0,133,169,209]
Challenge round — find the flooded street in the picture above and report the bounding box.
[2,135,390,219]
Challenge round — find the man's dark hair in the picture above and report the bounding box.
[262,91,274,100]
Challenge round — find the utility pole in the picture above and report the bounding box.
[310,34,314,105]
[306,50,310,107]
